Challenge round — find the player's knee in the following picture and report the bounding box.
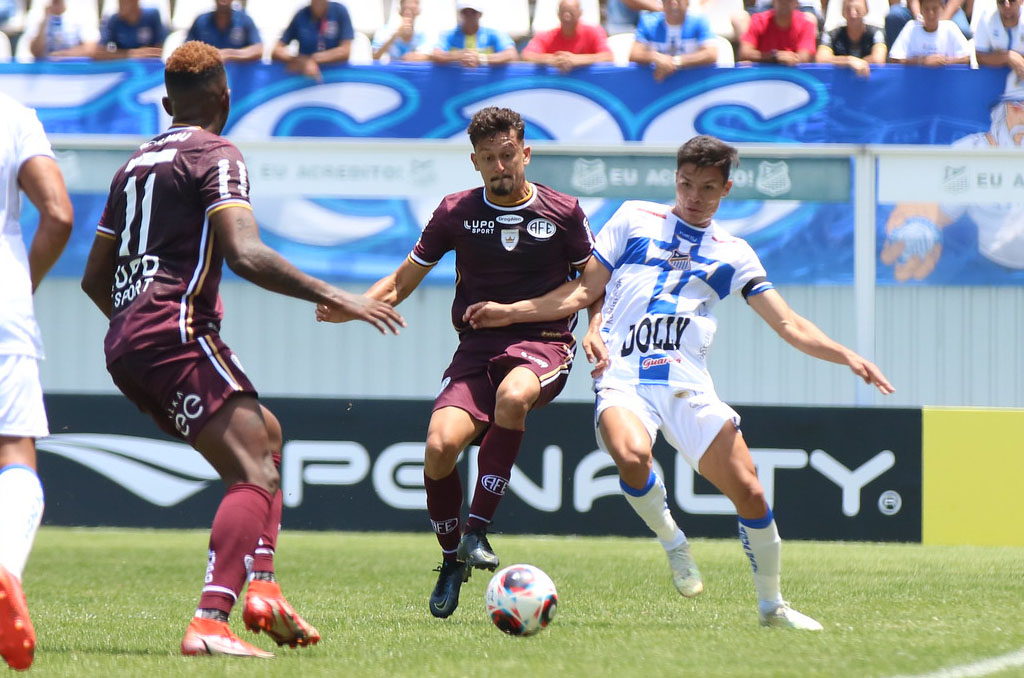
[424,433,461,474]
[495,386,535,420]
[612,443,652,480]
[732,483,767,517]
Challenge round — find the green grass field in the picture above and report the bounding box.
[19,528,1024,678]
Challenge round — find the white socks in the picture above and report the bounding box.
[738,509,783,612]
[621,471,687,550]
[0,464,44,580]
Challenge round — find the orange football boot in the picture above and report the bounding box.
[181,617,274,658]
[0,565,35,671]
[242,580,320,648]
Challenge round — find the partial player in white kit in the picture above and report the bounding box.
[464,135,894,630]
[0,92,74,669]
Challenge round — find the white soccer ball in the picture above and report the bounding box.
[484,564,558,636]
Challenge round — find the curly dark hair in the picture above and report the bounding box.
[164,41,225,97]
[676,135,738,182]
[466,107,525,147]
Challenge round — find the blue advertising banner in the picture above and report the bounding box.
[0,62,1007,142]
[3,62,1020,285]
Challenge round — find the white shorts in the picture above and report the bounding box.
[594,384,740,472]
[0,354,49,438]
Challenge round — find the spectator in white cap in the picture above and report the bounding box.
[433,0,518,67]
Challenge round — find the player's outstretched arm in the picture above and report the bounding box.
[316,257,429,323]
[213,206,405,334]
[463,256,611,329]
[748,289,895,394]
[20,156,73,291]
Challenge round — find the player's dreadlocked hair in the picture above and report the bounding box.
[676,135,739,182]
[164,41,225,98]
[467,107,525,147]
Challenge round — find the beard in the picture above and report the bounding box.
[490,176,515,195]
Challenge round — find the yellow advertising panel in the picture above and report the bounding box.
[923,408,1024,546]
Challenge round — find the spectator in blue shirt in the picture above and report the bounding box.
[94,0,166,59]
[433,0,517,67]
[24,0,100,59]
[187,0,262,62]
[272,0,354,81]
[372,0,433,62]
[630,0,718,80]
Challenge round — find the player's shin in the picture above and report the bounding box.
[465,424,523,533]
[620,470,685,546]
[251,453,282,581]
[0,465,44,580]
[738,508,783,611]
[425,469,464,559]
[199,483,272,616]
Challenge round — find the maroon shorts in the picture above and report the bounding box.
[107,334,257,445]
[433,332,576,424]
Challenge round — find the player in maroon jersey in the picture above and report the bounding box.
[80,41,405,658]
[317,106,596,619]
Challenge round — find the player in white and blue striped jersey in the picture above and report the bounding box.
[464,135,894,630]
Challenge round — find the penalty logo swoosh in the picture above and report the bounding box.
[36,433,218,507]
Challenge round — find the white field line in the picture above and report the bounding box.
[888,647,1024,678]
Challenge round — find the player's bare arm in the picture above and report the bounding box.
[213,206,405,334]
[463,256,611,328]
[316,256,429,323]
[748,289,894,394]
[20,155,73,291]
[582,300,609,378]
[81,232,117,318]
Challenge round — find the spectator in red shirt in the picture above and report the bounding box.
[738,0,816,64]
[521,0,614,71]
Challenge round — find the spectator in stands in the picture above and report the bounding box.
[886,0,971,50]
[186,0,262,62]
[432,0,517,67]
[888,0,971,64]
[607,0,664,35]
[522,0,613,72]
[372,0,432,62]
[690,0,751,44]
[272,0,354,81]
[816,0,887,75]
[974,0,1024,78]
[749,0,822,33]
[738,0,816,63]
[629,0,719,80]
[24,0,99,59]
[93,0,166,59]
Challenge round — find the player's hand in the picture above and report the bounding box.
[316,292,406,334]
[583,329,609,378]
[462,301,514,329]
[881,203,943,281]
[460,51,481,67]
[846,354,895,395]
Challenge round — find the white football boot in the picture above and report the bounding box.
[666,542,704,598]
[759,602,824,631]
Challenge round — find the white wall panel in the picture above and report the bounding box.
[34,279,1024,408]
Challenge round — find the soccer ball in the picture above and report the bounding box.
[484,564,558,636]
